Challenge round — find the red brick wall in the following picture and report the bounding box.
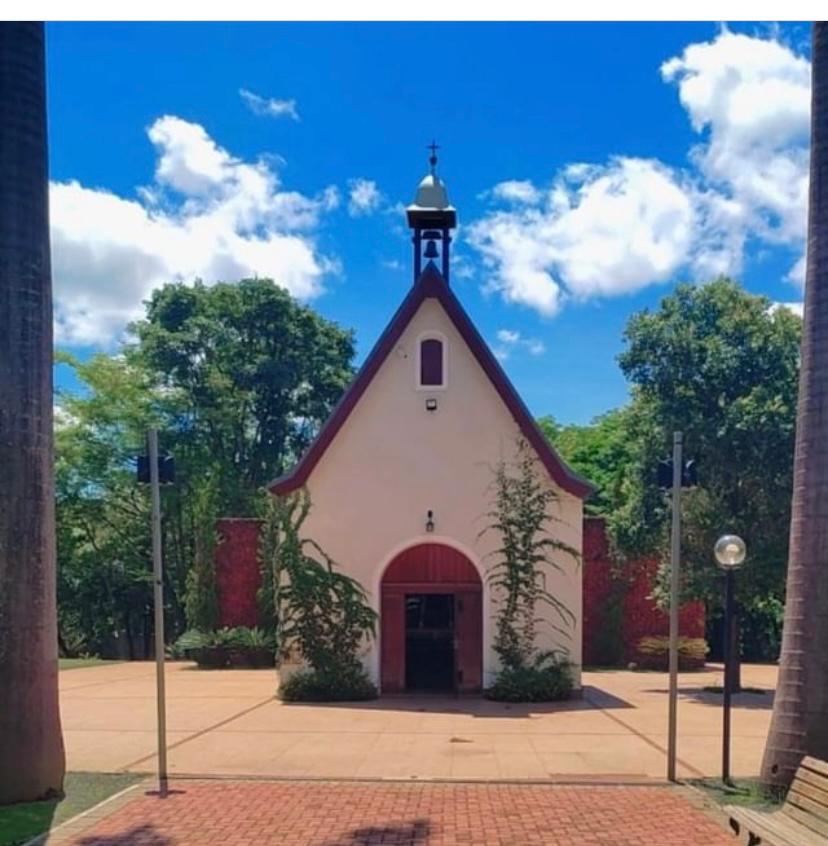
[583,517,705,667]
[215,518,263,628]
[215,515,706,666]
[582,517,619,665]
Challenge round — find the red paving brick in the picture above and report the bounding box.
[61,780,733,845]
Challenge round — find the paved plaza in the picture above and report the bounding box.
[47,779,733,845]
[60,661,776,780]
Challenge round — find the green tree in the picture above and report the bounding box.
[55,353,159,658]
[129,279,354,514]
[0,22,66,803]
[762,22,828,791]
[538,409,635,516]
[55,278,355,655]
[615,279,801,679]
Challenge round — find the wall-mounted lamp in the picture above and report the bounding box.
[425,398,438,412]
[425,510,435,533]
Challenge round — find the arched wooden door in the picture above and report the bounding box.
[380,543,482,694]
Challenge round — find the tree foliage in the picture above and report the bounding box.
[616,280,800,616]
[542,279,801,661]
[537,409,635,516]
[55,279,355,656]
[129,279,355,515]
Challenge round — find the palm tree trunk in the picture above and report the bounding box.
[761,21,828,792]
[0,22,66,803]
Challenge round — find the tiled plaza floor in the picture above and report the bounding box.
[53,780,733,845]
[60,662,777,780]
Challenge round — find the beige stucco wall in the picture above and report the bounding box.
[302,296,583,690]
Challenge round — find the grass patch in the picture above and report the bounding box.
[58,658,121,671]
[0,772,141,846]
[691,778,784,810]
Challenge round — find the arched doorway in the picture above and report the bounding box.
[380,543,482,694]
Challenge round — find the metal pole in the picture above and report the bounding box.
[413,231,422,280]
[722,569,734,785]
[667,431,682,782]
[148,429,168,795]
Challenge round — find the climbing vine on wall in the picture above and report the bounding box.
[183,477,221,632]
[482,438,579,677]
[258,489,378,699]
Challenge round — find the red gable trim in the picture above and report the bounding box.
[269,263,594,499]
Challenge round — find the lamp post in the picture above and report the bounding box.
[714,533,746,786]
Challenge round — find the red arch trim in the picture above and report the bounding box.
[382,543,481,587]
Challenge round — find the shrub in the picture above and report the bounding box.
[229,626,275,649]
[486,658,574,703]
[189,627,235,669]
[169,628,208,659]
[174,627,277,669]
[279,667,378,702]
[635,635,708,670]
[225,626,276,668]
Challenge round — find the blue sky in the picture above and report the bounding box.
[48,22,812,424]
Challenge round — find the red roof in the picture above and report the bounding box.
[269,263,594,499]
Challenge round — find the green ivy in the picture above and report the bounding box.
[258,490,377,698]
[482,438,579,701]
[183,477,220,632]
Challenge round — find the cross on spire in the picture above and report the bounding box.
[428,140,439,173]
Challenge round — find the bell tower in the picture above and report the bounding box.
[406,142,457,283]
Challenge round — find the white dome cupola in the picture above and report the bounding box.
[406,142,457,282]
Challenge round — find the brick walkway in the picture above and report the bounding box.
[58,780,733,845]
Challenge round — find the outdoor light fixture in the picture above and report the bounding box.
[714,532,747,786]
[714,535,746,570]
[425,398,438,411]
[426,510,435,533]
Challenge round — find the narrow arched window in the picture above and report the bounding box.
[420,338,444,387]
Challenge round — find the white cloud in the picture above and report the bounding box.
[493,328,546,360]
[470,157,695,315]
[51,115,337,346]
[662,28,810,271]
[787,254,807,285]
[470,29,811,316]
[348,178,383,216]
[239,88,300,121]
[490,180,541,205]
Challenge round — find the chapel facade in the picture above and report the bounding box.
[266,155,591,692]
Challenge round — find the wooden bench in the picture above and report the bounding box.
[726,756,828,845]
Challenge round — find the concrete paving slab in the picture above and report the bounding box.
[62,695,267,733]
[59,660,777,780]
[63,729,192,771]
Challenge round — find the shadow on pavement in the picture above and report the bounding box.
[642,687,775,709]
[77,824,172,845]
[281,685,634,717]
[322,819,430,845]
